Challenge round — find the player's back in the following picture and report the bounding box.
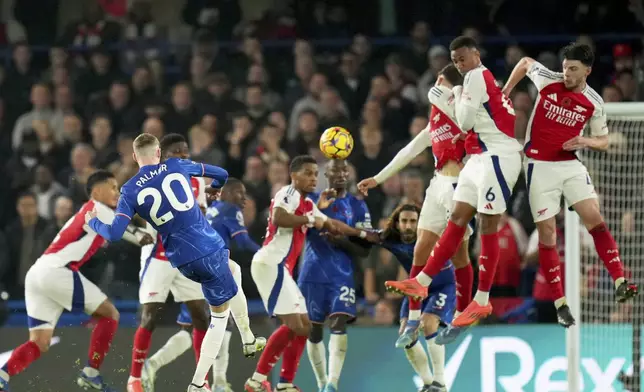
[427,85,466,170]
[524,61,605,161]
[300,192,370,285]
[207,200,245,248]
[462,66,522,155]
[122,157,225,267]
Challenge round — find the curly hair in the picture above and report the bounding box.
[381,203,421,242]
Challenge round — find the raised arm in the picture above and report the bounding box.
[502,57,535,96]
[373,127,431,184]
[176,159,229,188]
[503,57,563,95]
[87,196,134,242]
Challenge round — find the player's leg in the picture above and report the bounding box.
[179,249,237,391]
[566,167,638,302]
[422,277,455,392]
[227,259,266,355]
[299,282,330,391]
[246,262,309,391]
[0,267,62,389]
[398,303,433,388]
[277,313,311,391]
[454,153,522,327]
[323,314,352,392]
[128,302,164,391]
[422,314,446,392]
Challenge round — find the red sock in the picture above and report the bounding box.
[477,232,500,292]
[130,327,152,378]
[455,263,474,312]
[256,325,294,375]
[421,221,466,277]
[192,328,207,363]
[2,341,41,377]
[409,265,424,312]
[589,222,625,282]
[88,317,118,369]
[279,335,308,383]
[538,243,564,300]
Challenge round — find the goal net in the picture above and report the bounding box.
[569,102,644,392]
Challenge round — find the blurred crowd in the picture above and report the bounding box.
[0,0,644,326]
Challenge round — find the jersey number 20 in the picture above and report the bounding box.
[137,173,195,225]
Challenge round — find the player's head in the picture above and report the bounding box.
[437,64,463,88]
[86,170,119,208]
[289,155,318,194]
[133,133,161,166]
[325,159,349,191]
[561,43,594,91]
[449,36,481,75]
[221,177,247,208]
[160,133,189,161]
[383,203,420,244]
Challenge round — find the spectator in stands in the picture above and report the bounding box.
[615,69,637,101]
[243,155,270,210]
[40,195,74,247]
[61,0,120,50]
[226,112,254,175]
[401,21,431,76]
[52,85,76,132]
[130,63,157,103]
[30,164,65,220]
[12,84,56,149]
[266,160,289,191]
[163,82,199,135]
[248,123,289,164]
[602,84,624,102]
[3,192,49,298]
[142,116,164,140]
[89,115,119,168]
[4,42,39,120]
[352,123,391,179]
[199,73,245,118]
[189,54,210,91]
[189,124,226,166]
[335,49,368,118]
[61,143,96,208]
[372,299,397,326]
[88,79,142,133]
[367,75,414,140]
[61,114,85,155]
[122,0,163,71]
[379,175,402,221]
[182,0,242,40]
[77,47,123,100]
[32,120,65,172]
[400,170,425,207]
[6,131,42,193]
[417,45,450,105]
[393,115,431,169]
[384,53,418,103]
[289,109,319,157]
[244,84,271,125]
[288,72,331,139]
[240,63,282,110]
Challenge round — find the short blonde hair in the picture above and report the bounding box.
[133,133,159,156]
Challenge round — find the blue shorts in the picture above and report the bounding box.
[299,281,357,323]
[177,303,192,325]
[178,248,237,307]
[400,268,456,323]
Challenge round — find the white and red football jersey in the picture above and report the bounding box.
[141,176,207,262]
[525,61,608,161]
[253,185,325,274]
[37,200,113,271]
[459,65,522,155]
[427,85,466,170]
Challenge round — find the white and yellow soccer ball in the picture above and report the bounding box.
[319,126,354,160]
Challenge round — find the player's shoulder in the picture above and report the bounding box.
[464,65,486,83]
[582,85,604,108]
[221,201,242,215]
[427,85,452,101]
[276,185,301,199]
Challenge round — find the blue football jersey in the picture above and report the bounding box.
[299,192,371,285]
[207,200,254,249]
[90,158,228,268]
[381,236,453,274]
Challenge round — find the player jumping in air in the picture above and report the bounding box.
[128,134,265,392]
[244,155,375,392]
[385,35,523,328]
[87,133,235,392]
[501,43,638,326]
[0,171,154,392]
[162,176,264,392]
[358,64,473,346]
[299,159,373,392]
[376,204,452,392]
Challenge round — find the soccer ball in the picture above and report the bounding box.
[319,126,354,160]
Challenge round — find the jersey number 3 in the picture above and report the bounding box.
[137,173,195,225]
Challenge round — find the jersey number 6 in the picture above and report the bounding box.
[137,173,195,226]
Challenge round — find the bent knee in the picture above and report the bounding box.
[309,323,324,343]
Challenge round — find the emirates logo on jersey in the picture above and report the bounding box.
[431,123,456,143]
[543,99,587,128]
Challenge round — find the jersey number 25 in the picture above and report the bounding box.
[137,173,195,225]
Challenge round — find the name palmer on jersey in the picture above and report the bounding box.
[135,164,169,187]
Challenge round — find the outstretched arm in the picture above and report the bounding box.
[87,196,134,242]
[232,231,261,253]
[373,128,432,184]
[176,159,229,188]
[502,57,535,96]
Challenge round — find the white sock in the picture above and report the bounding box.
[615,277,625,288]
[427,336,445,385]
[473,290,490,306]
[148,329,192,370]
[416,272,432,287]
[82,367,99,378]
[252,372,267,382]
[213,330,232,386]
[229,260,256,344]
[554,297,567,309]
[409,310,421,321]
[306,340,328,388]
[328,333,347,386]
[404,341,433,385]
[192,309,230,385]
[453,311,461,320]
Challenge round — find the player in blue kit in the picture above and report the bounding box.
[369,204,453,392]
[298,159,373,392]
[86,133,235,392]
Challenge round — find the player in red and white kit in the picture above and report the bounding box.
[501,43,638,327]
[244,155,375,392]
[0,171,153,392]
[386,35,523,328]
[358,64,475,345]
